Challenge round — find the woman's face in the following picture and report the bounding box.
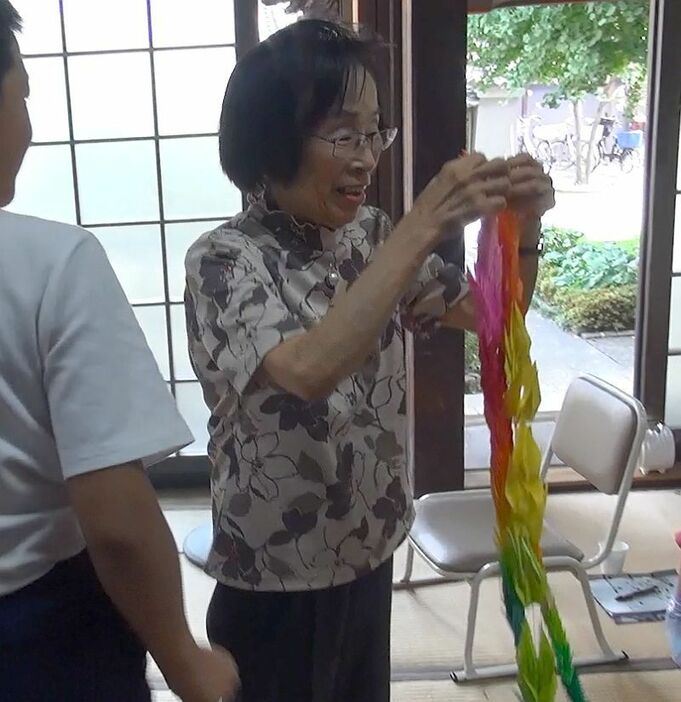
[269,68,381,230]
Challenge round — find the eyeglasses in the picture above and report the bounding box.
[314,128,398,160]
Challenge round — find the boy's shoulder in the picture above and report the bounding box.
[0,209,92,250]
[0,210,102,279]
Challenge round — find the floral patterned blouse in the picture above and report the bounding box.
[184,202,467,591]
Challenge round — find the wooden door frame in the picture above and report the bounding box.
[635,0,681,461]
[356,0,404,224]
[409,0,469,495]
[351,0,681,492]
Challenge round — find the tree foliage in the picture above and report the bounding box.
[468,1,649,106]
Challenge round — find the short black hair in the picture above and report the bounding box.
[219,19,380,192]
[0,0,20,90]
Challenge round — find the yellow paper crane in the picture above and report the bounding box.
[469,210,586,702]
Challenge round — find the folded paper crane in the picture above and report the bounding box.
[469,211,587,702]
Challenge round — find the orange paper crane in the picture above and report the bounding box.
[469,210,586,702]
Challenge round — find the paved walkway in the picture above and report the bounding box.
[464,310,634,416]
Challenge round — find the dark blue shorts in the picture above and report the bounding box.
[0,550,150,702]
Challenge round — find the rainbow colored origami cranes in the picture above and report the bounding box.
[469,211,586,702]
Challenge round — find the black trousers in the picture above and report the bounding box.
[0,550,150,702]
[207,558,393,702]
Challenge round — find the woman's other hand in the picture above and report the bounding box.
[506,153,555,221]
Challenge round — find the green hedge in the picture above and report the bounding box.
[536,226,638,333]
[537,273,637,333]
[561,286,637,333]
[465,332,482,394]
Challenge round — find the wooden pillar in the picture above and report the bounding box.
[357,0,404,223]
[635,0,681,458]
[411,0,468,495]
[235,0,259,59]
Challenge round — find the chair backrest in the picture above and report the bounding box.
[548,375,647,495]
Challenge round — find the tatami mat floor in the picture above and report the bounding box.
[152,489,681,700]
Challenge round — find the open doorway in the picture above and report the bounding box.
[463,1,650,479]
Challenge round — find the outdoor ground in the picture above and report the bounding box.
[544,164,645,242]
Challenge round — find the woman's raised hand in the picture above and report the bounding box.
[406,153,511,242]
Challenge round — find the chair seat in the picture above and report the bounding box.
[409,490,584,574]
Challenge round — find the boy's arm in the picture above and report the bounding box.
[67,462,240,702]
[38,233,238,700]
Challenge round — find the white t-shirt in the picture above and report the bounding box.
[0,210,194,596]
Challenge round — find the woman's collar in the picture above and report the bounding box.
[247,198,341,251]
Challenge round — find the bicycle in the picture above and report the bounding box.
[548,118,605,174]
[549,134,576,172]
[516,116,553,174]
[591,118,643,174]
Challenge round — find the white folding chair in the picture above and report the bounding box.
[396,375,647,682]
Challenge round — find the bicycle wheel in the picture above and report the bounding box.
[535,140,553,174]
[550,139,573,170]
[593,143,604,171]
[621,149,635,174]
[580,142,601,173]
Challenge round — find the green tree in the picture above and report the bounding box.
[468,1,649,183]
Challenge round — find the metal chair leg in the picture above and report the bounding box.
[568,560,623,660]
[400,542,415,584]
[462,574,483,679]
[453,567,495,681]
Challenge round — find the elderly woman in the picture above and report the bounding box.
[184,19,554,702]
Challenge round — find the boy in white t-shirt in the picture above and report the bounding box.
[0,3,238,700]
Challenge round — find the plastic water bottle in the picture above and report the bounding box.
[666,595,681,666]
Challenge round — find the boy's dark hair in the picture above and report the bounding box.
[0,0,20,90]
[219,19,380,192]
